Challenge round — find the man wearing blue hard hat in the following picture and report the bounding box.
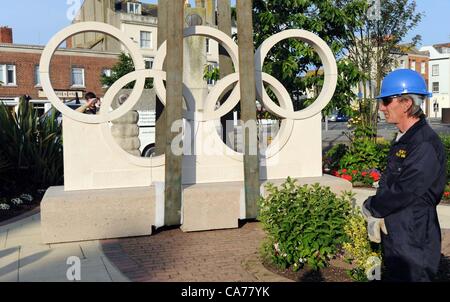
[362,69,447,281]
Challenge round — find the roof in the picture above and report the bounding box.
[115,0,158,17]
[395,43,430,57]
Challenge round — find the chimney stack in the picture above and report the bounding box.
[0,26,13,44]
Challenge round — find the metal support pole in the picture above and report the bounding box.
[236,0,260,219]
[164,0,184,226]
[218,0,236,145]
[155,0,168,156]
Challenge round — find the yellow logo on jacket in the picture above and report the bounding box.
[396,149,407,159]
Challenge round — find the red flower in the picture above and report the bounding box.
[341,169,348,173]
[370,171,380,182]
[444,192,450,198]
[341,174,353,182]
[361,172,368,177]
[352,170,358,175]
[333,171,340,177]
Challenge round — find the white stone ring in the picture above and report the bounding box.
[255,29,338,120]
[40,22,146,124]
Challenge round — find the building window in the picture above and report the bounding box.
[432,64,439,76]
[0,64,16,86]
[206,64,218,85]
[400,60,405,68]
[127,2,142,15]
[421,62,426,75]
[140,31,152,49]
[206,38,211,54]
[410,60,416,71]
[71,67,85,87]
[102,68,112,77]
[102,68,112,88]
[144,58,154,69]
[127,2,141,14]
[35,65,41,86]
[432,82,439,93]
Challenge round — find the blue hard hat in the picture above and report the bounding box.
[376,69,432,99]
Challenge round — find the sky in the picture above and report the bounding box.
[0,0,448,47]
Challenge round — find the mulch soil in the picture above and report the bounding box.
[0,203,40,225]
[0,190,44,225]
[264,229,450,282]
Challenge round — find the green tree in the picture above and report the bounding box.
[346,0,423,136]
[252,0,367,116]
[101,52,153,89]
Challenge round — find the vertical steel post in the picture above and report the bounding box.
[164,0,184,226]
[236,0,260,219]
[155,0,168,156]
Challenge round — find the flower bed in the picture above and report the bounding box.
[330,168,381,188]
[0,191,44,223]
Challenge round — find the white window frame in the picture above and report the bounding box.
[144,58,154,69]
[127,2,141,14]
[35,65,41,86]
[0,64,17,86]
[432,64,439,76]
[421,62,426,75]
[140,31,152,49]
[410,60,416,71]
[102,68,112,88]
[206,38,211,54]
[71,67,85,88]
[432,82,439,93]
[206,63,218,86]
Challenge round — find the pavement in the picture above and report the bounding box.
[1,188,450,282]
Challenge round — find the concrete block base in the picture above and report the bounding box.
[41,186,155,244]
[181,182,241,232]
[41,175,352,242]
[181,175,352,232]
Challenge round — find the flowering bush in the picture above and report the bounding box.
[342,208,382,281]
[19,194,33,202]
[11,198,23,206]
[259,178,353,271]
[443,183,450,201]
[332,169,381,188]
[0,203,10,210]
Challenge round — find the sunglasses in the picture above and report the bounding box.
[380,95,400,106]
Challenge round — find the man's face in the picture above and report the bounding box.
[379,96,411,125]
[87,97,97,108]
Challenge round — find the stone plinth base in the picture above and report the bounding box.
[41,186,155,244]
[181,175,352,232]
[181,182,242,232]
[40,175,352,242]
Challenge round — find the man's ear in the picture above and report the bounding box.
[403,98,413,113]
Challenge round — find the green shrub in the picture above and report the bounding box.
[258,177,353,271]
[439,134,450,181]
[0,97,63,193]
[323,144,348,172]
[342,208,382,281]
[339,138,389,172]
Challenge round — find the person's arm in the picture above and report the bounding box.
[364,142,441,218]
[75,103,88,113]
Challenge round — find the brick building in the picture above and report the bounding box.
[395,45,431,116]
[0,27,118,113]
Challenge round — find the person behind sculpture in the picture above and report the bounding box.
[76,91,101,114]
[362,69,447,282]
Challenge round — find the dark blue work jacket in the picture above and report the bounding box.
[364,117,447,281]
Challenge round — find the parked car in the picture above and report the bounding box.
[327,111,349,122]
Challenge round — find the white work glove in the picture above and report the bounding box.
[362,204,388,243]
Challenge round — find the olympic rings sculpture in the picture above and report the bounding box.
[40,22,337,166]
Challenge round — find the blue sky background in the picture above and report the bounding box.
[0,0,448,47]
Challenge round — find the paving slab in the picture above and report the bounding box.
[0,230,6,248]
[0,246,20,282]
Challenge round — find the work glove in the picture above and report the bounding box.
[362,204,388,243]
